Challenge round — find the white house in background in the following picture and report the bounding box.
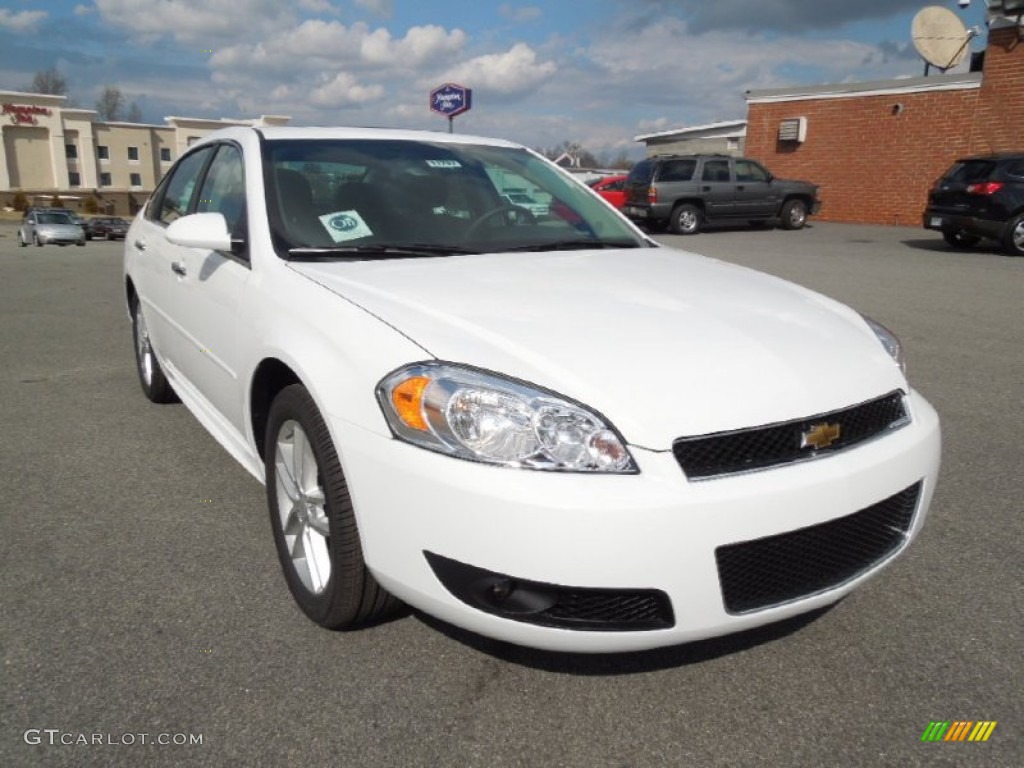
[634,119,748,157]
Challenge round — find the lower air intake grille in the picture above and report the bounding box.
[715,482,921,614]
[425,551,674,631]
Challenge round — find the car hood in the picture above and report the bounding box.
[289,248,906,448]
[38,224,82,235]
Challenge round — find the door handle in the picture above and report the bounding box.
[171,261,187,277]
[134,239,147,251]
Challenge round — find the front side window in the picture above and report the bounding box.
[263,139,645,255]
[735,160,769,183]
[152,147,214,225]
[196,144,247,245]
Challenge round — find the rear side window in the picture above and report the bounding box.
[944,160,995,183]
[628,160,656,185]
[1003,160,1024,179]
[657,159,696,182]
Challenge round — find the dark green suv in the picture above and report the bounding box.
[623,154,820,235]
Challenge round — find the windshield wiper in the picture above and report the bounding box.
[287,243,479,260]
[492,239,645,253]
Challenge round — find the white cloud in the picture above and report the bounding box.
[499,4,543,23]
[93,0,285,43]
[74,5,93,16]
[441,43,556,96]
[355,0,392,17]
[298,0,338,12]
[310,72,385,107]
[0,9,47,30]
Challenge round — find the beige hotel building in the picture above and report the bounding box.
[1,89,289,215]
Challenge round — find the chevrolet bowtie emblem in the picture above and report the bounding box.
[801,422,841,450]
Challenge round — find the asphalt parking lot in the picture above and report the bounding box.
[1,220,1021,767]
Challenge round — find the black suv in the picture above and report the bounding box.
[622,155,820,235]
[923,153,1024,257]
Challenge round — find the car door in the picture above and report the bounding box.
[733,159,778,218]
[699,158,735,219]
[155,143,253,434]
[130,145,217,378]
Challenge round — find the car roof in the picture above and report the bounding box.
[194,124,524,151]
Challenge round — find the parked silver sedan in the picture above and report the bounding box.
[18,210,86,247]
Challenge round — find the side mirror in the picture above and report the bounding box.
[166,212,236,252]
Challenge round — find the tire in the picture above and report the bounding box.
[942,230,980,249]
[266,384,401,629]
[34,234,43,247]
[107,233,115,241]
[669,203,701,235]
[131,295,175,403]
[780,199,808,230]
[1002,214,1024,257]
[76,240,85,247]
[85,233,92,241]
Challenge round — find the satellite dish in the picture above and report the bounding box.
[912,6,972,71]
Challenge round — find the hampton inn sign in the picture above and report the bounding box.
[3,103,52,125]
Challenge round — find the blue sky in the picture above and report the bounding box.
[0,1,990,160]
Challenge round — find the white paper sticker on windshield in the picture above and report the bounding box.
[425,159,461,169]
[319,210,373,242]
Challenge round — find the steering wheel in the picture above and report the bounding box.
[462,204,537,240]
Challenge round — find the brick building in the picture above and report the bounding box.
[744,23,1023,227]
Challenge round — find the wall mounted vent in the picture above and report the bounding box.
[779,117,808,143]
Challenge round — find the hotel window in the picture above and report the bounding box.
[100,172,112,187]
[69,172,81,187]
[130,173,143,188]
[160,147,172,162]
[65,144,78,159]
[128,146,140,163]
[97,145,110,161]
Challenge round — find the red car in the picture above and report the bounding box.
[589,175,628,209]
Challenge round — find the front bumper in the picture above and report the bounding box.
[335,390,940,652]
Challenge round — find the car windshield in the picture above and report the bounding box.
[38,213,72,224]
[264,139,645,257]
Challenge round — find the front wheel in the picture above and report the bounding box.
[1003,214,1024,257]
[131,296,175,403]
[266,385,401,629]
[669,204,701,235]
[780,199,808,230]
[34,234,43,247]
[943,230,980,249]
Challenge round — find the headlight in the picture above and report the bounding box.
[377,363,636,473]
[862,315,906,374]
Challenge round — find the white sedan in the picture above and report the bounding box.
[123,126,940,653]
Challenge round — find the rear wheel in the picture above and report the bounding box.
[1003,214,1024,257]
[266,384,401,629]
[943,230,981,249]
[780,199,808,230]
[669,203,701,235]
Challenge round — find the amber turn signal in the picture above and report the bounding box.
[391,376,431,431]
